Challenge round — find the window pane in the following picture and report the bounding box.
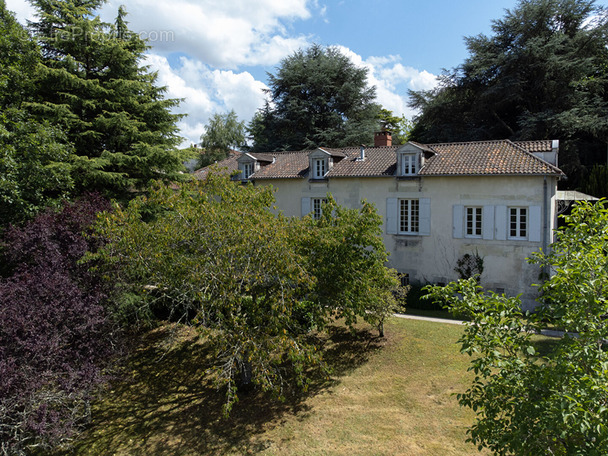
[400,199,408,232]
[411,199,419,232]
[510,208,517,237]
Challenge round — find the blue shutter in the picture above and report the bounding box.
[419,198,431,236]
[495,205,507,240]
[301,197,311,217]
[386,198,398,234]
[482,205,495,240]
[453,205,464,238]
[529,206,542,242]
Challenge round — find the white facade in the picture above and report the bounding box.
[259,173,558,309]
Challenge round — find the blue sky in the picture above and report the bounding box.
[6,0,605,146]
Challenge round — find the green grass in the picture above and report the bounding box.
[59,318,489,456]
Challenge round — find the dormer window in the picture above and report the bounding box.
[243,162,254,179]
[401,153,418,175]
[313,158,327,178]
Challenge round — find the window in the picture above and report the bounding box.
[400,153,417,175]
[243,162,254,179]
[466,207,482,237]
[509,207,527,239]
[312,198,327,220]
[313,158,327,178]
[399,199,419,234]
[399,273,410,287]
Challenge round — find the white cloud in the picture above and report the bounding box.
[5,0,35,21]
[144,54,268,146]
[335,46,438,120]
[100,0,313,68]
[4,0,439,144]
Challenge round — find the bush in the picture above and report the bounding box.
[0,195,117,455]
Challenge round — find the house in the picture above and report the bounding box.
[195,134,565,310]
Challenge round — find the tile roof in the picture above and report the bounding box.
[513,140,554,153]
[193,139,564,180]
[420,140,562,176]
[251,151,309,179]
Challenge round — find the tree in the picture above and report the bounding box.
[28,1,187,198]
[426,200,608,455]
[0,1,74,227]
[583,164,608,198]
[409,0,608,189]
[91,174,399,413]
[248,44,381,152]
[0,194,116,454]
[377,108,413,145]
[295,196,400,337]
[197,110,246,168]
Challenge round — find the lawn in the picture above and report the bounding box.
[60,317,489,456]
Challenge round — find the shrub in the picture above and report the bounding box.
[0,195,117,455]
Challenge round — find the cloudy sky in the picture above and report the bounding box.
[7,0,534,146]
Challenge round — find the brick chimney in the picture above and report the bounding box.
[374,131,392,147]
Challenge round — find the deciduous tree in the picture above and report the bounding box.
[0,195,116,455]
[426,200,608,455]
[92,174,399,413]
[197,110,246,168]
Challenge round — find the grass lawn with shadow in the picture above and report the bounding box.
[58,318,490,456]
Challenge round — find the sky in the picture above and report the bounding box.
[5,0,587,147]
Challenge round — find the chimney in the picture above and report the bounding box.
[358,144,366,161]
[374,131,392,147]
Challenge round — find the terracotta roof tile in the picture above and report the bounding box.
[327,146,398,177]
[193,140,564,180]
[513,140,553,153]
[250,151,309,179]
[421,140,562,176]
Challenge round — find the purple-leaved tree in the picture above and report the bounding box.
[0,195,116,455]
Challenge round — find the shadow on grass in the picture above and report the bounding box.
[61,323,384,455]
[530,336,561,358]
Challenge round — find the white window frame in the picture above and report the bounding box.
[312,197,327,220]
[399,199,419,234]
[313,158,327,179]
[243,162,254,179]
[400,153,417,175]
[508,207,528,240]
[465,206,483,238]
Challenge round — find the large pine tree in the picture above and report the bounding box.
[28,0,186,197]
[409,0,608,189]
[0,0,73,227]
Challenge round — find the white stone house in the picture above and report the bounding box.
[195,133,564,309]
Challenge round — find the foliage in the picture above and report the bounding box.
[295,196,400,337]
[454,251,484,281]
[0,195,116,455]
[583,164,608,198]
[425,200,608,455]
[0,2,73,228]
[91,176,321,413]
[92,174,398,413]
[198,110,246,168]
[377,108,412,145]
[27,1,187,198]
[248,44,381,152]
[409,0,608,189]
